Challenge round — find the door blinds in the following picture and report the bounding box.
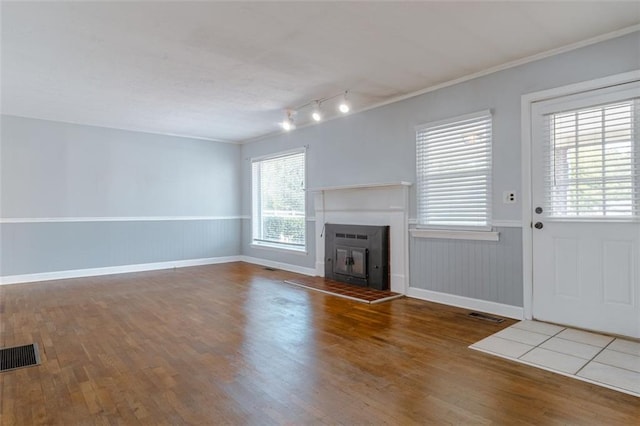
[544,98,639,219]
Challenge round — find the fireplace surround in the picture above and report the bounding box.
[324,224,390,290]
[310,181,411,294]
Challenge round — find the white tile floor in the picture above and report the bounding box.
[470,320,640,397]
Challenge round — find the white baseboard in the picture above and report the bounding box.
[239,256,316,277]
[0,256,243,285]
[390,273,407,295]
[406,287,524,320]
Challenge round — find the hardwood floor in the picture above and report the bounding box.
[1,262,638,425]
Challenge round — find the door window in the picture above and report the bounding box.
[544,99,638,219]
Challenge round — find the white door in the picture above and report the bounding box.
[531,81,640,338]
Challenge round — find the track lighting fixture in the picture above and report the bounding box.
[311,101,323,122]
[338,91,350,114]
[281,111,296,131]
[279,89,351,132]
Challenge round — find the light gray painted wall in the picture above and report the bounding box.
[240,32,640,305]
[1,116,241,218]
[1,219,240,276]
[241,218,316,269]
[410,227,523,306]
[1,116,242,276]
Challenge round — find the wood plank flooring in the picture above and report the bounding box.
[1,262,638,425]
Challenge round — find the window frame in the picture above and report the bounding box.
[251,148,307,253]
[415,110,494,232]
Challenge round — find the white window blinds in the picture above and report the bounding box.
[416,111,492,229]
[544,99,639,218]
[252,151,306,248]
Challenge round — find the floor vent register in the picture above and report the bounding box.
[0,343,41,372]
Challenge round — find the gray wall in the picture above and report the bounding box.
[1,116,242,276]
[410,227,523,306]
[1,219,240,276]
[240,31,640,305]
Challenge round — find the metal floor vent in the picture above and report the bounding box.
[468,312,505,323]
[0,343,41,372]
[263,267,278,271]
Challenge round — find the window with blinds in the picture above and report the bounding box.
[252,150,306,249]
[544,99,638,219]
[416,111,492,229]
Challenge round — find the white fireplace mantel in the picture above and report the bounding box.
[311,182,412,294]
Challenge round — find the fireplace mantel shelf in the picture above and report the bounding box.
[306,181,412,192]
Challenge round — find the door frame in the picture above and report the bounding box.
[520,70,640,321]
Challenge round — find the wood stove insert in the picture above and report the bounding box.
[324,224,389,290]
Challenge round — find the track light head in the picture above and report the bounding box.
[311,101,323,122]
[277,90,350,130]
[338,91,350,114]
[281,111,296,131]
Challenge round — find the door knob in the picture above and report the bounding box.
[535,207,543,214]
[534,222,543,229]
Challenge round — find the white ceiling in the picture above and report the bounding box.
[2,1,639,143]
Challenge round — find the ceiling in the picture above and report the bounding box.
[2,1,639,143]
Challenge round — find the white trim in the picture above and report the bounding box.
[0,256,243,285]
[409,218,521,228]
[522,90,535,320]
[415,109,491,132]
[316,208,406,213]
[240,255,316,276]
[3,114,238,144]
[410,228,499,242]
[306,181,412,192]
[391,273,408,295]
[521,70,640,107]
[0,216,245,224]
[492,220,523,228]
[250,146,307,163]
[306,217,316,222]
[520,69,640,321]
[249,242,308,255]
[241,25,640,145]
[407,287,524,320]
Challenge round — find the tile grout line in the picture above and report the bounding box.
[516,325,567,360]
[474,322,564,359]
[570,338,614,377]
[472,322,640,397]
[552,336,607,350]
[578,338,640,376]
[602,340,640,357]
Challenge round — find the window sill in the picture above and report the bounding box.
[410,228,500,241]
[250,242,308,255]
